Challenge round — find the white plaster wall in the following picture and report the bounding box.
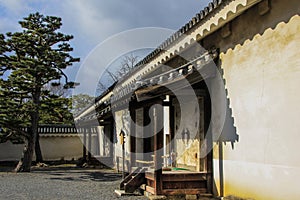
[0,136,83,161]
[98,126,105,156]
[214,14,300,199]
[39,136,83,160]
[114,109,131,171]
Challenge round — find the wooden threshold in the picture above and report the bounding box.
[162,189,207,195]
[146,186,155,194]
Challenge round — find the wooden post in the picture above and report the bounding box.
[153,102,163,195]
[218,141,224,197]
[117,156,120,173]
[130,105,136,171]
[109,122,114,158]
[204,90,213,194]
[122,144,125,179]
[169,100,175,153]
[88,127,92,162]
[143,106,151,161]
[83,127,87,162]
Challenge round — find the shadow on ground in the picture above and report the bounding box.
[33,165,122,182]
[46,171,122,182]
[0,163,123,182]
[0,161,18,172]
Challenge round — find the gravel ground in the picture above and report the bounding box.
[0,165,147,200]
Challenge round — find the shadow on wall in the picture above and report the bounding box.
[219,87,239,149]
[205,0,299,197]
[212,65,239,197]
[215,106,238,197]
[211,55,239,149]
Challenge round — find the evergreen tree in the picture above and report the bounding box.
[0,13,79,172]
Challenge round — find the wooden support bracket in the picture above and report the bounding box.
[221,22,231,38]
[258,0,271,16]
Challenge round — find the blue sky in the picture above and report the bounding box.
[0,0,211,94]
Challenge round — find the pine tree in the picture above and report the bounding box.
[0,13,79,172]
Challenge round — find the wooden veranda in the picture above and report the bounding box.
[145,169,212,195]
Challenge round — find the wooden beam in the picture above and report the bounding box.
[146,186,155,194]
[258,0,270,15]
[130,98,161,110]
[135,62,216,102]
[162,189,206,195]
[145,171,155,181]
[162,173,207,182]
[136,160,154,164]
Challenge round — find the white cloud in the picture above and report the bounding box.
[0,0,29,14]
[0,0,211,93]
[60,0,210,49]
[61,1,127,45]
[73,27,174,95]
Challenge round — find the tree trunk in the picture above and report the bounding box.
[35,133,43,163]
[14,136,35,172]
[15,89,40,172]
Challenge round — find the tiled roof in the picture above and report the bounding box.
[78,0,263,121]
[21,125,79,137]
